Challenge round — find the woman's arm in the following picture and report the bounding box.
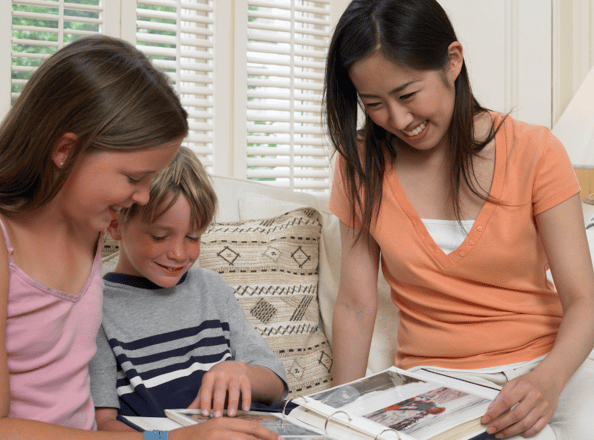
[332,221,381,385]
[483,194,594,438]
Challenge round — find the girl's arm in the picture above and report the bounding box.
[95,408,136,432]
[483,194,594,438]
[331,221,381,385]
[0,236,280,440]
[1,417,282,440]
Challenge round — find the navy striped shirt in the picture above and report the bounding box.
[89,268,287,417]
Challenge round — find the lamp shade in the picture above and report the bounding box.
[552,66,594,167]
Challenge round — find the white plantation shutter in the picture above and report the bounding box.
[135,0,215,168]
[242,0,332,193]
[9,0,114,106]
[0,0,341,193]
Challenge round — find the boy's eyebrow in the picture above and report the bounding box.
[358,80,419,98]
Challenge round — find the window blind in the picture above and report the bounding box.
[245,0,332,193]
[136,0,215,168]
[3,0,337,194]
[10,0,104,105]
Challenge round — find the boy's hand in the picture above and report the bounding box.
[188,361,252,417]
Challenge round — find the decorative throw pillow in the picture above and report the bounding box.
[198,207,333,396]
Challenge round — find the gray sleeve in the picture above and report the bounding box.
[89,325,120,409]
[222,283,289,399]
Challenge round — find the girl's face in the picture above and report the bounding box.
[111,194,202,288]
[348,46,462,155]
[58,139,181,232]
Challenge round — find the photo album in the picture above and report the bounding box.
[123,366,499,440]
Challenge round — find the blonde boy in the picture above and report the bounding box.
[89,147,287,431]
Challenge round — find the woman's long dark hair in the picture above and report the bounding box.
[324,0,500,238]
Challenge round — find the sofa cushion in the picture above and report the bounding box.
[198,207,333,396]
[237,191,399,376]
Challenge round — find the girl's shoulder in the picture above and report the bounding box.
[0,214,13,271]
[0,214,10,324]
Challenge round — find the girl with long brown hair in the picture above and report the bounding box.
[0,35,280,440]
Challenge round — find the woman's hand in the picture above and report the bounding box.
[171,417,283,440]
[481,369,560,438]
[188,361,251,417]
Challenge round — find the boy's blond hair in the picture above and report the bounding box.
[119,146,217,231]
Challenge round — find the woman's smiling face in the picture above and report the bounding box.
[348,44,463,155]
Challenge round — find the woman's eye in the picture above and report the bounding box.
[400,92,416,100]
[187,236,200,242]
[364,102,382,111]
[127,176,141,184]
[151,235,167,241]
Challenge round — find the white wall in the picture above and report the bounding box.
[440,0,552,127]
[553,0,594,124]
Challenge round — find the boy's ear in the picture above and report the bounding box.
[51,133,78,169]
[107,219,122,241]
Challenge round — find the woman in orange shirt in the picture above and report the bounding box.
[325,1,594,439]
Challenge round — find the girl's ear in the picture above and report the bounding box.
[51,133,78,169]
[446,41,464,83]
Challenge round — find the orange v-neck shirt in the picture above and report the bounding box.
[329,113,580,370]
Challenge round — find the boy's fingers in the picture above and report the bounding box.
[186,394,200,410]
[198,376,215,416]
[211,376,230,417]
[240,377,252,412]
[225,378,241,416]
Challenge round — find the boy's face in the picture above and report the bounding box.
[110,195,202,288]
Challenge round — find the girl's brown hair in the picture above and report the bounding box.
[324,0,501,238]
[0,35,188,213]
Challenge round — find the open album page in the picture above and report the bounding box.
[291,367,497,440]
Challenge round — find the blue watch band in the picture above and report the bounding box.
[143,431,168,440]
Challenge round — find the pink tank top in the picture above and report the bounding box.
[1,219,102,430]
